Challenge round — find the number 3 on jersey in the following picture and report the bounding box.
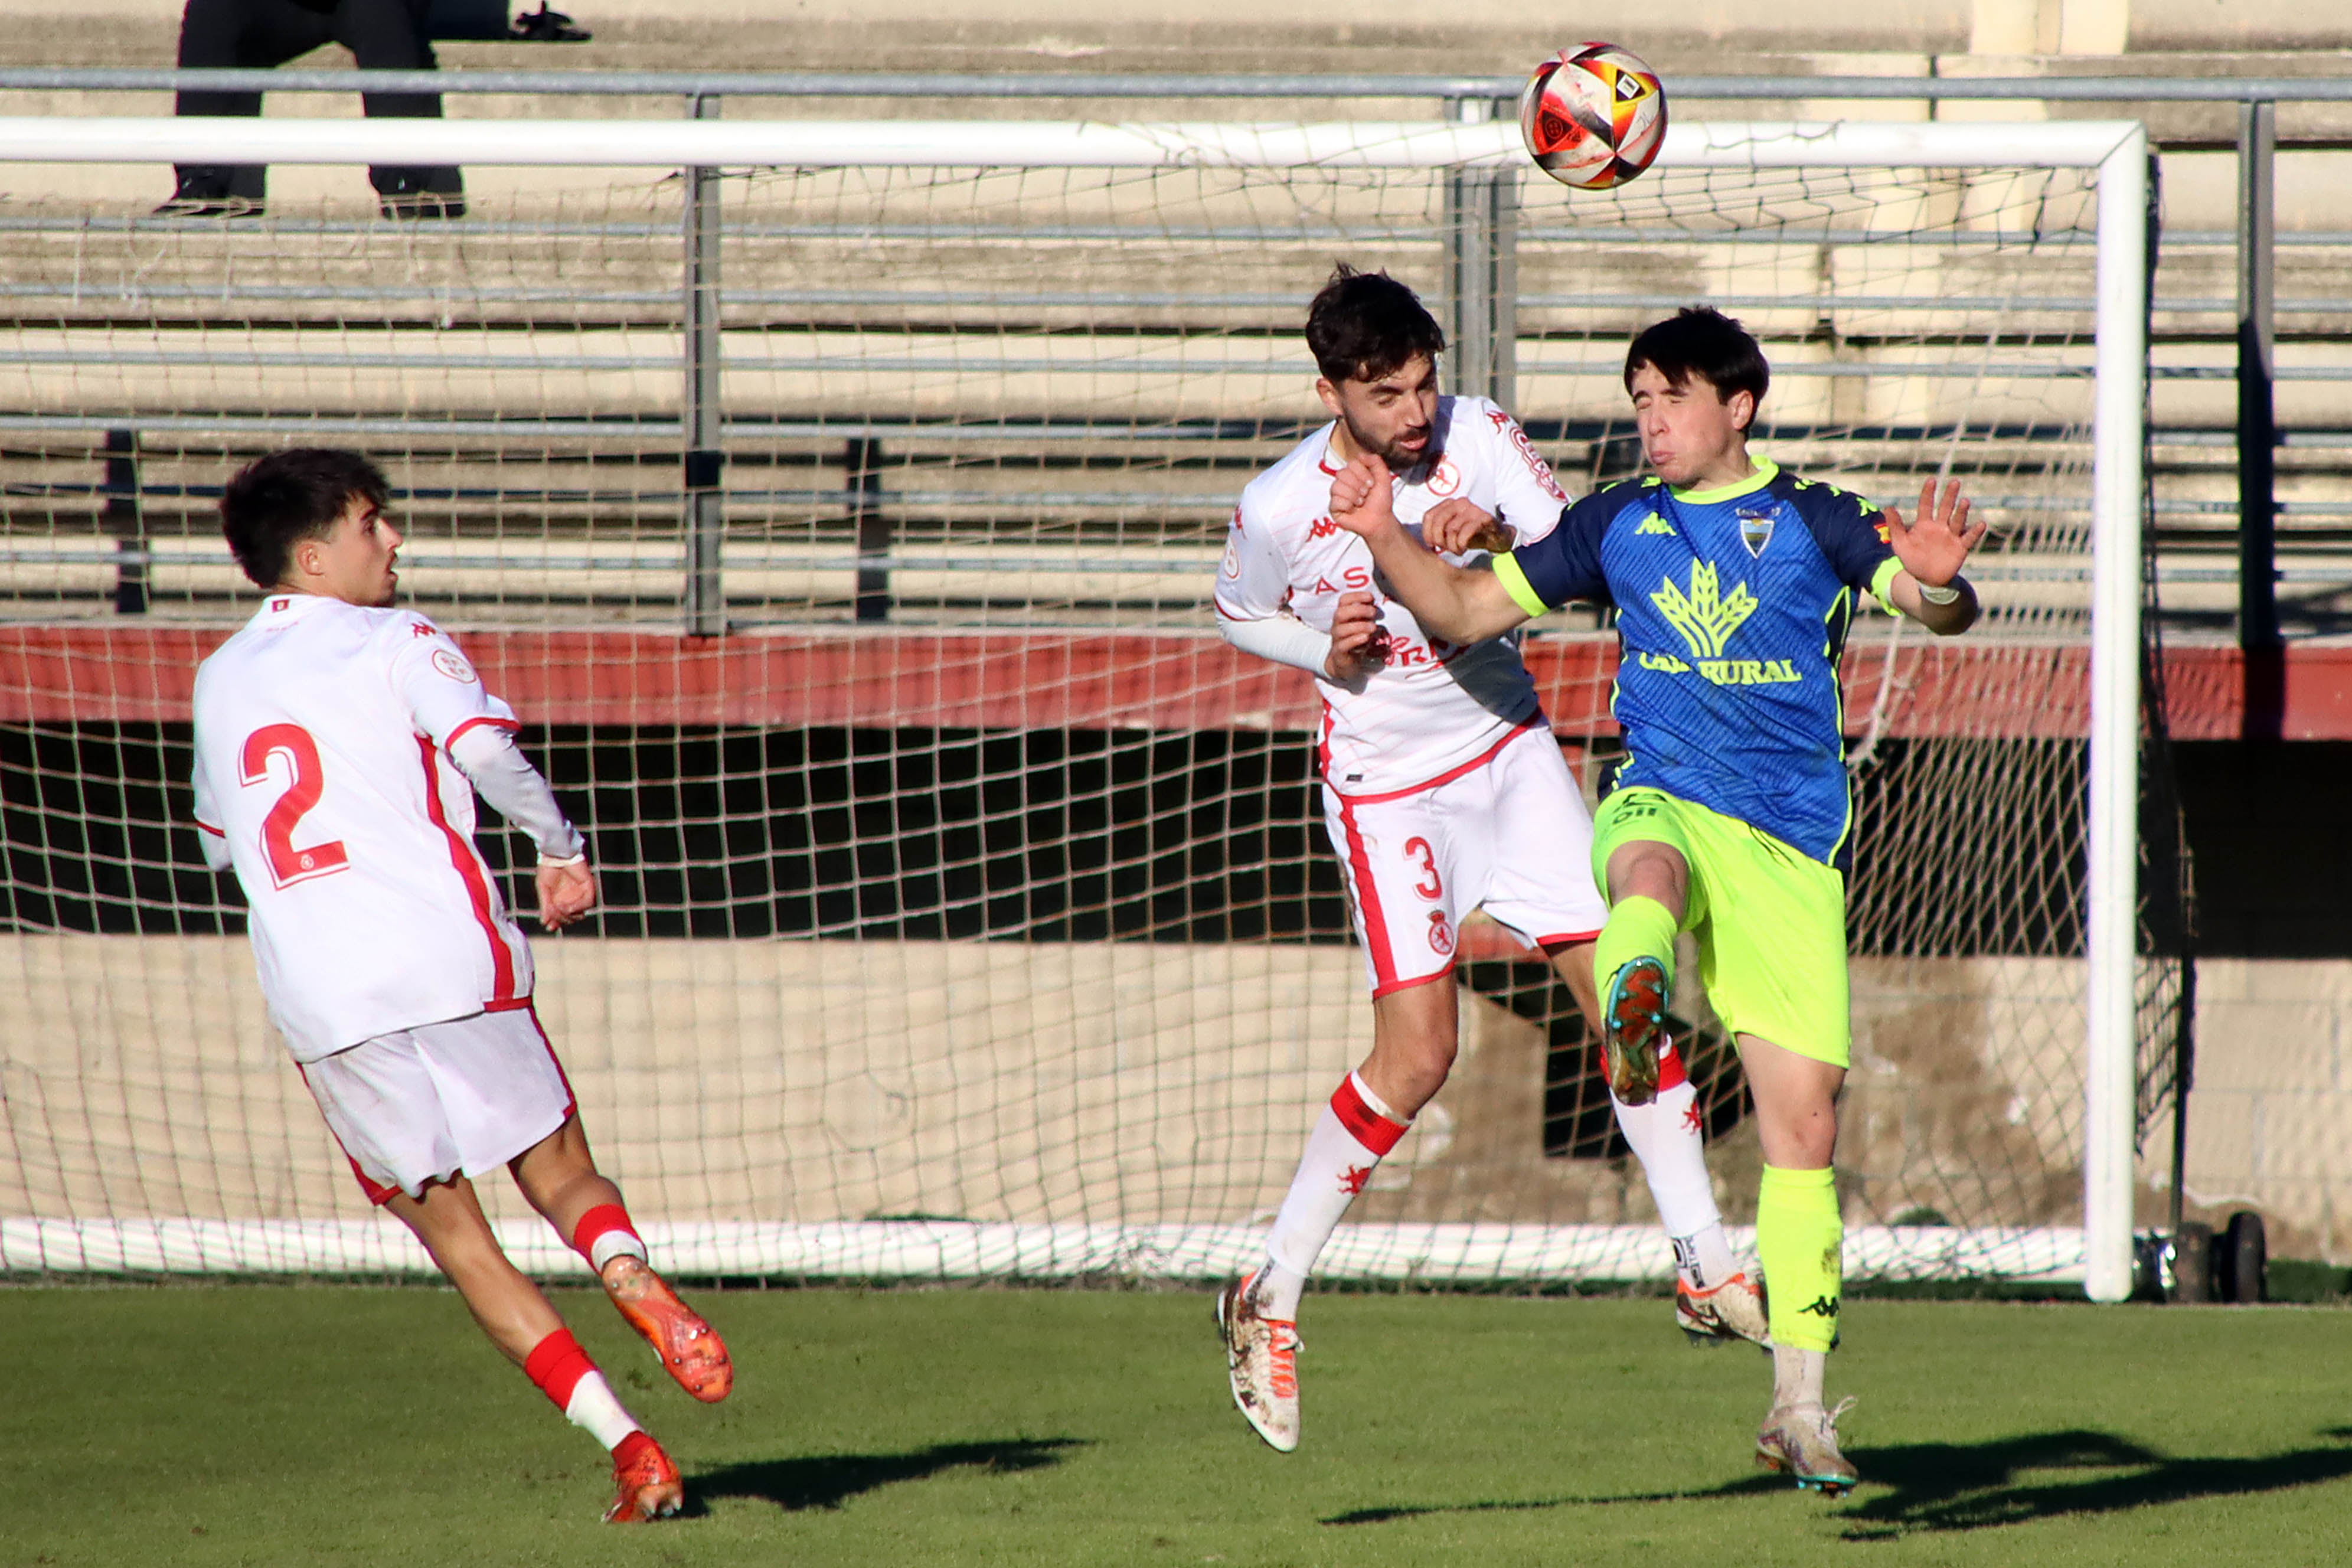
[1403,835,1443,900]
[239,723,350,889]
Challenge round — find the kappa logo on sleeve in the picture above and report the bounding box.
[1488,409,1568,501]
[430,648,479,684]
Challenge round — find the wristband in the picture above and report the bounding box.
[537,850,588,868]
[1915,579,1961,606]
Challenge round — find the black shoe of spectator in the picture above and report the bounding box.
[510,4,591,42]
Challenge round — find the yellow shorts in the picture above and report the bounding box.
[1590,786,1851,1068]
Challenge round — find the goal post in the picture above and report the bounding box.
[0,112,2153,1296]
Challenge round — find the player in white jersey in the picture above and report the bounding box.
[1210,266,1762,1454]
[189,449,729,1524]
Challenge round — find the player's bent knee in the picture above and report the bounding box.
[1603,841,1688,910]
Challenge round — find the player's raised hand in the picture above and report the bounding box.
[536,858,599,930]
[1883,477,1985,587]
[1323,590,1390,684]
[1329,453,1397,536]
[1420,498,1513,557]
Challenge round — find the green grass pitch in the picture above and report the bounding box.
[9,1284,2352,1566]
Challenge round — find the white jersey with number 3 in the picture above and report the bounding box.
[191,593,534,1063]
[1215,395,1572,795]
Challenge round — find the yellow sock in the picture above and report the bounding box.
[1592,894,1678,1001]
[1756,1164,1842,1353]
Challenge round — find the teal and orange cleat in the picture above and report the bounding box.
[1600,955,1670,1106]
[1755,1398,1860,1495]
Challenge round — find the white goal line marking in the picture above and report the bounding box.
[2,1219,2090,1284]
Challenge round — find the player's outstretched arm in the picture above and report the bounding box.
[1329,455,1530,644]
[1419,498,1513,557]
[1883,477,1987,636]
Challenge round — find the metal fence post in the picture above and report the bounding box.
[1441,96,1517,411]
[102,427,145,614]
[681,92,726,636]
[848,437,889,621]
[2236,100,2279,662]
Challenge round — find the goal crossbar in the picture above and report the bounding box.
[0,116,2145,173]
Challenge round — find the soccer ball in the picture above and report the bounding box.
[1518,43,1667,190]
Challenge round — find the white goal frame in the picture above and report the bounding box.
[0,114,2149,1301]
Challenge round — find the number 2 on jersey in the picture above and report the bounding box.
[239,723,350,889]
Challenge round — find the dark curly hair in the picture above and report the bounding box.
[1305,263,1446,386]
[219,448,390,589]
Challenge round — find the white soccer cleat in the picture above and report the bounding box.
[1675,1270,1772,1348]
[1755,1397,1860,1495]
[1215,1272,1302,1453]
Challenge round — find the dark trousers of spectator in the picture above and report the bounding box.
[172,0,464,210]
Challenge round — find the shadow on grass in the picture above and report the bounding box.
[1838,1427,2352,1538]
[1324,1427,2352,1535]
[690,1437,1086,1515]
[1325,1475,1788,1524]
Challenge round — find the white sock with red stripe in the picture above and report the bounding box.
[571,1203,649,1275]
[524,1327,643,1451]
[1608,1044,1739,1289]
[1255,1070,1409,1321]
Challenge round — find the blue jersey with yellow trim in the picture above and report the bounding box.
[1494,459,1900,868]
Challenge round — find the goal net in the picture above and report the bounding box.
[0,113,2158,1294]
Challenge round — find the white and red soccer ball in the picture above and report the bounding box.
[1518,43,1667,190]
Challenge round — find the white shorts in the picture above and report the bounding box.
[1321,721,1607,998]
[299,1003,575,1204]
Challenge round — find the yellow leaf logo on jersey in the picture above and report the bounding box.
[1651,561,1758,661]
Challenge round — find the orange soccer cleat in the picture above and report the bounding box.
[603,1432,684,1524]
[602,1255,734,1403]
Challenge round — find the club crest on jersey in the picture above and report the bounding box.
[1427,910,1455,956]
[1736,505,1778,558]
[1425,455,1462,498]
[430,648,478,684]
[1651,560,1759,661]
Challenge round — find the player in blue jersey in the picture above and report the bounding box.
[1327,307,1985,1495]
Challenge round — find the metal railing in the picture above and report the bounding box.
[3,67,2350,102]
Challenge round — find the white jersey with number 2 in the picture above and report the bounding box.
[1214,394,1572,796]
[191,593,534,1063]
